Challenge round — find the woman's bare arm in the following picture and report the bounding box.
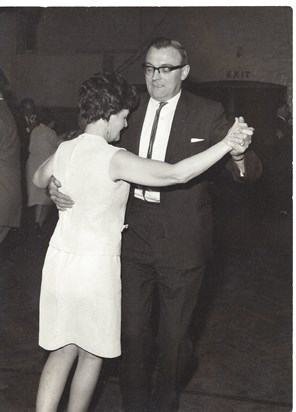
[33,155,55,188]
[34,155,75,210]
[110,119,253,186]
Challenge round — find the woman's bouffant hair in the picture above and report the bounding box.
[78,72,138,128]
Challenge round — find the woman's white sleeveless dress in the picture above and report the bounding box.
[39,133,130,358]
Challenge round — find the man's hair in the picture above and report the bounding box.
[78,72,138,127]
[20,97,35,112]
[147,37,189,65]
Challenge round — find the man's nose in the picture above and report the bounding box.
[152,68,162,80]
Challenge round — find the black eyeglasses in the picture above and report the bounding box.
[142,63,187,76]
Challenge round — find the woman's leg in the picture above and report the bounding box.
[36,344,78,412]
[66,348,103,412]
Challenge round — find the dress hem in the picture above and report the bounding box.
[39,341,121,359]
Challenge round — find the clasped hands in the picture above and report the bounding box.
[224,116,254,158]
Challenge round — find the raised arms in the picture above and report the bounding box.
[109,118,253,186]
[44,117,253,210]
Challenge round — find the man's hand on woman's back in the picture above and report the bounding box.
[48,176,74,211]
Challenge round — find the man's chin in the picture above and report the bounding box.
[150,88,167,100]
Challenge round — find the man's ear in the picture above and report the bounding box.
[181,64,190,81]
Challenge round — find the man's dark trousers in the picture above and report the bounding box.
[120,198,205,412]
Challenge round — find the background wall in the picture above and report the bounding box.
[0,6,292,107]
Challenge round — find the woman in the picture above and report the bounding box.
[26,108,62,231]
[33,72,253,412]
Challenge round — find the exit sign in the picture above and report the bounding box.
[227,71,251,79]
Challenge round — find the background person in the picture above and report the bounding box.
[17,97,37,156]
[26,108,62,232]
[271,100,292,215]
[34,72,253,412]
[16,97,37,164]
[15,97,38,205]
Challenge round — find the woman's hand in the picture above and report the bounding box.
[48,176,74,211]
[223,116,254,154]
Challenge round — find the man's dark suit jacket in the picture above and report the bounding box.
[120,90,262,269]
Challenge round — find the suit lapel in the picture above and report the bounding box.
[165,93,189,162]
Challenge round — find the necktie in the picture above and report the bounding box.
[146,101,168,159]
[143,101,168,200]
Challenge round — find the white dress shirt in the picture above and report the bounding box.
[134,91,181,202]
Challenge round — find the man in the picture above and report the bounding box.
[49,38,261,412]
[274,100,292,141]
[270,100,292,215]
[15,97,37,205]
[0,69,22,246]
[16,97,37,162]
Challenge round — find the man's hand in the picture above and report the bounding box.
[229,116,254,157]
[48,176,74,211]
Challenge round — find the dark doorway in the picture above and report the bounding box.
[184,80,290,215]
[183,80,287,161]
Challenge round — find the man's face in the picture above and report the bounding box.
[144,46,190,102]
[22,104,35,117]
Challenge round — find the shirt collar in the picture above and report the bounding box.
[149,90,182,109]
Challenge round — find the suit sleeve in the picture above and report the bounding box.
[208,102,230,145]
[208,101,262,183]
[225,149,262,182]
